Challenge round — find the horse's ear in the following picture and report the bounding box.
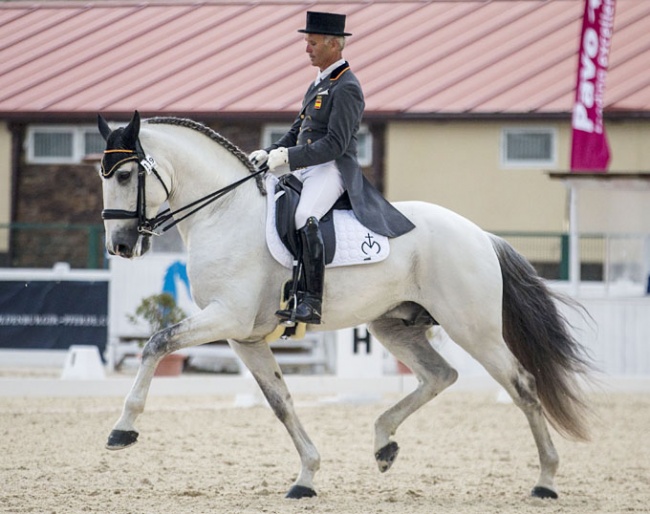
[97,113,112,141]
[122,111,141,148]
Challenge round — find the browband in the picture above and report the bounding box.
[100,149,138,178]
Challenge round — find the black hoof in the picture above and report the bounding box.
[531,486,558,499]
[106,429,139,450]
[285,485,317,499]
[375,441,400,473]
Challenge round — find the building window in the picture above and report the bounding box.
[262,124,373,167]
[501,127,557,168]
[26,125,106,164]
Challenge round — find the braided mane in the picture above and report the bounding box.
[146,116,266,195]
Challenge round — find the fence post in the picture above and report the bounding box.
[87,224,103,269]
[560,233,569,280]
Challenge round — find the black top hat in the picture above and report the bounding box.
[298,11,352,37]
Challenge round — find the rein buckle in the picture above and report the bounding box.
[138,225,160,237]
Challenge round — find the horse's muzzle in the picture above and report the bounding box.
[106,226,150,258]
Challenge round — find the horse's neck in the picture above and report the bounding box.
[142,127,265,242]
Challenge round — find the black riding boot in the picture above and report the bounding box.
[276,217,324,325]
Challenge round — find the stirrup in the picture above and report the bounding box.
[275,286,300,326]
[275,299,321,325]
[275,307,297,327]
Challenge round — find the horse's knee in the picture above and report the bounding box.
[141,326,178,361]
[141,337,163,361]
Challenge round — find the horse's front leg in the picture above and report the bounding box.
[106,303,245,450]
[105,326,177,449]
[230,339,321,499]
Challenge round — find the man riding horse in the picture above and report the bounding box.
[249,11,414,325]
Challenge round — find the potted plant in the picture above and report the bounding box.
[128,293,187,376]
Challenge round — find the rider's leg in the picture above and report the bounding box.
[294,217,325,323]
[292,162,344,230]
[276,162,343,325]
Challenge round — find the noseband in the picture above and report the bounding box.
[101,140,266,236]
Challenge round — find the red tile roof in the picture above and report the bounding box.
[1,0,649,118]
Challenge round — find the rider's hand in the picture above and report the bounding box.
[268,148,289,171]
[248,149,268,167]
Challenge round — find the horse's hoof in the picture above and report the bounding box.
[285,485,317,499]
[106,429,139,450]
[531,486,558,499]
[375,441,400,473]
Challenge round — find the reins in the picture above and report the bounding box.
[101,139,267,236]
[150,165,266,235]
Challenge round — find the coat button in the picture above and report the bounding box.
[307,139,312,144]
[300,114,305,119]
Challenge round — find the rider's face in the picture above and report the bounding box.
[304,34,338,71]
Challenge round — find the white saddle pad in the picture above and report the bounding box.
[265,174,390,269]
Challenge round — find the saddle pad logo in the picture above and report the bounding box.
[361,234,381,260]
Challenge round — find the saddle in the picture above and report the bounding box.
[266,173,389,269]
[274,173,349,264]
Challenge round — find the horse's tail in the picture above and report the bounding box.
[489,234,593,441]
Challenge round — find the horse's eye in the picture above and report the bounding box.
[116,170,131,184]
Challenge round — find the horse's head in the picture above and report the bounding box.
[98,111,169,258]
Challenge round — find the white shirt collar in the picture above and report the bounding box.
[315,59,346,85]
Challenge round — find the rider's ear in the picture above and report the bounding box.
[122,110,141,148]
[97,113,112,141]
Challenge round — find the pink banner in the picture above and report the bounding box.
[570,0,616,172]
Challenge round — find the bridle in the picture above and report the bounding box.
[101,139,266,237]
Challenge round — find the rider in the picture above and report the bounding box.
[249,11,415,325]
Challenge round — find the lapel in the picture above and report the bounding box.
[301,61,350,110]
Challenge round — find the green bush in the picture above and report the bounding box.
[128,293,187,334]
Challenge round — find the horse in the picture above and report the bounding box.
[97,111,592,501]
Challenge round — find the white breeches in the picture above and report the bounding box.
[292,161,345,229]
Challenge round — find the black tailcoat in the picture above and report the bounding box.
[266,62,415,238]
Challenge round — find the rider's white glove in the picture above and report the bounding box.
[268,147,289,171]
[248,149,268,167]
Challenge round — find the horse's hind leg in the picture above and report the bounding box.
[229,339,320,499]
[459,336,560,498]
[368,318,458,473]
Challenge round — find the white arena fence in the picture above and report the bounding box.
[0,255,649,381]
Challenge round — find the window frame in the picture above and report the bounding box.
[26,125,104,164]
[500,126,558,169]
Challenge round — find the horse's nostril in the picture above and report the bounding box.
[115,244,133,257]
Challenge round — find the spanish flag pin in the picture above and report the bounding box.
[314,96,322,109]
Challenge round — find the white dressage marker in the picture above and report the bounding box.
[61,345,105,380]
